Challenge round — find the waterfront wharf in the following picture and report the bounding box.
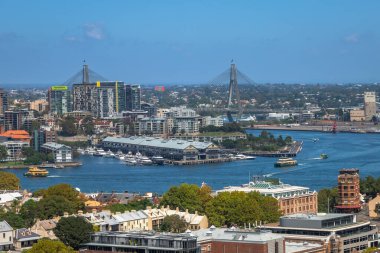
[167,157,234,165]
[242,141,303,157]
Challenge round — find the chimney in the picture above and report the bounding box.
[146,206,152,211]
[63,212,69,217]
[166,205,170,210]
[116,212,121,215]
[92,209,97,215]
[195,211,198,215]
[78,210,83,216]
[176,207,179,212]
[185,209,188,214]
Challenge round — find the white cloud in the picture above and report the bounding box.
[344,33,359,43]
[83,23,105,40]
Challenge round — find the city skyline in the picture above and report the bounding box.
[1,0,380,85]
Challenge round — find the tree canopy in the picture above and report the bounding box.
[205,191,281,227]
[25,238,76,253]
[0,145,8,161]
[0,171,20,190]
[160,215,187,233]
[161,183,281,227]
[361,176,380,199]
[318,188,338,213]
[54,216,93,250]
[60,116,77,136]
[160,184,207,214]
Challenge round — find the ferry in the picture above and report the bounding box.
[320,154,328,159]
[274,158,298,167]
[24,167,49,177]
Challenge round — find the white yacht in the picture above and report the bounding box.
[94,148,107,156]
[235,154,256,160]
[104,150,115,158]
[137,156,153,165]
[125,157,137,165]
[86,147,96,156]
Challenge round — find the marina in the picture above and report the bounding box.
[3,129,380,193]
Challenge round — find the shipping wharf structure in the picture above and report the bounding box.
[102,136,232,165]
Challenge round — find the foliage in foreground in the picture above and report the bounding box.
[0,171,20,190]
[160,183,281,227]
[24,239,75,253]
[54,216,93,250]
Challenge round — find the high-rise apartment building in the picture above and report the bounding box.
[125,84,141,111]
[335,168,361,213]
[364,91,376,121]
[48,86,72,115]
[73,81,126,118]
[0,89,8,115]
[4,110,31,131]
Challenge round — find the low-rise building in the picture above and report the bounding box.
[30,219,58,240]
[0,221,13,251]
[262,213,379,253]
[0,141,30,161]
[201,116,224,127]
[193,227,286,253]
[368,193,380,218]
[81,206,208,232]
[41,142,72,163]
[13,228,40,250]
[0,191,22,207]
[134,117,168,136]
[145,206,208,231]
[350,109,366,122]
[81,231,200,253]
[102,136,220,161]
[217,178,318,216]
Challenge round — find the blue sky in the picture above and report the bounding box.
[0,0,379,85]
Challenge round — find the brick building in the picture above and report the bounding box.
[335,169,361,213]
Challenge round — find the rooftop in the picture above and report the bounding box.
[103,136,216,150]
[42,142,71,150]
[0,220,13,232]
[192,228,284,243]
[217,180,312,196]
[282,213,354,222]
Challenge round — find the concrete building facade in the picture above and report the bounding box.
[364,91,377,121]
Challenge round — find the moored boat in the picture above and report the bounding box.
[24,167,49,177]
[235,154,256,160]
[152,156,165,165]
[274,158,298,167]
[320,154,328,159]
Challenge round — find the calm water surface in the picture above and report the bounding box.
[6,130,380,193]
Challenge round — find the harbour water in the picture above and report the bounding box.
[5,130,380,193]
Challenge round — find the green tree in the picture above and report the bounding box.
[160,215,187,233]
[0,145,8,161]
[54,216,93,250]
[36,195,77,219]
[81,116,95,135]
[362,247,379,253]
[60,117,77,136]
[318,188,338,213]
[361,176,380,199]
[161,184,206,214]
[0,210,25,229]
[205,191,281,227]
[26,238,75,253]
[20,199,38,227]
[0,171,20,190]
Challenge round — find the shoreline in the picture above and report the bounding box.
[245,125,380,134]
[0,161,82,170]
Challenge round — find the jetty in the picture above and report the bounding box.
[167,157,234,166]
[242,141,303,157]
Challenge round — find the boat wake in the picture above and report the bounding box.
[311,157,322,160]
[47,175,64,178]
